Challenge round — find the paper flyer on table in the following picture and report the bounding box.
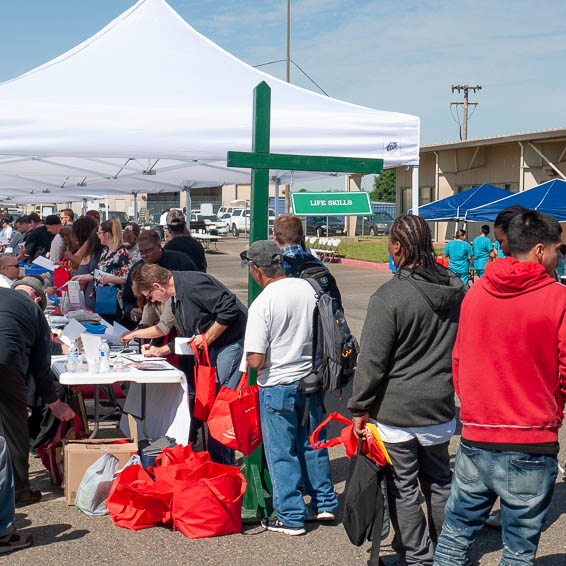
[104,321,130,344]
[60,318,85,346]
[33,255,57,271]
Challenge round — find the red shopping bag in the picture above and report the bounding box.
[53,260,72,288]
[37,415,86,485]
[207,371,262,455]
[171,461,247,539]
[309,412,387,466]
[150,445,211,491]
[106,464,172,530]
[191,335,217,421]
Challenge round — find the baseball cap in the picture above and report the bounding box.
[12,276,47,311]
[86,210,100,219]
[240,240,283,268]
[45,214,62,226]
[166,209,186,226]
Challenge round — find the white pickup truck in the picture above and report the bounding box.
[229,208,275,237]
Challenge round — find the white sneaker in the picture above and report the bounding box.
[315,511,335,521]
[261,518,306,536]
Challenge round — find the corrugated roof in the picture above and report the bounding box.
[422,127,566,152]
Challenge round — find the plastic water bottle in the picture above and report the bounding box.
[98,339,110,373]
[66,340,80,373]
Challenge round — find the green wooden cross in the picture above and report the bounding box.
[227,81,383,521]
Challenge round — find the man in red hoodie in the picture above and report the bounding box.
[434,210,566,566]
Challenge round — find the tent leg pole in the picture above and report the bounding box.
[82,199,87,216]
[274,179,279,218]
[411,166,419,217]
[132,192,138,223]
[105,198,109,221]
[184,188,191,231]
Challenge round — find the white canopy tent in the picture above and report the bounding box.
[0,0,420,207]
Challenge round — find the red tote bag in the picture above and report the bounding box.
[171,461,247,539]
[106,464,172,530]
[53,260,72,289]
[207,371,262,455]
[191,335,217,421]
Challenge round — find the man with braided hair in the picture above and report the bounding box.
[349,214,466,566]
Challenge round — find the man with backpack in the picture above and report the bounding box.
[273,214,342,307]
[349,215,466,566]
[241,240,338,536]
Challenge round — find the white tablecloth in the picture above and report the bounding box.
[54,360,191,445]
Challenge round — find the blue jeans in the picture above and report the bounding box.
[206,339,243,465]
[434,443,558,566]
[0,436,15,537]
[259,382,338,527]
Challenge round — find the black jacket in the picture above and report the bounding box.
[348,265,466,427]
[171,271,247,350]
[24,225,53,261]
[0,288,58,403]
[122,249,198,319]
[164,235,207,272]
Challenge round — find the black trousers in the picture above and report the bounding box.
[0,365,30,495]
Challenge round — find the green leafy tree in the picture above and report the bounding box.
[370,169,396,202]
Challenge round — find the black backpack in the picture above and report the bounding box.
[298,276,359,396]
[285,253,343,309]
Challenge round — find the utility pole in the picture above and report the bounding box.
[286,0,290,83]
[284,0,291,212]
[450,84,482,140]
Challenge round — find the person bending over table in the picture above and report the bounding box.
[132,263,247,463]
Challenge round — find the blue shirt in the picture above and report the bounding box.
[494,240,505,260]
[443,239,472,274]
[281,243,323,277]
[472,235,493,270]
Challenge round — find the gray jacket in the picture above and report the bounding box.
[348,265,466,427]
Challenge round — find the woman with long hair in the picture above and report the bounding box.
[95,219,133,320]
[70,216,104,310]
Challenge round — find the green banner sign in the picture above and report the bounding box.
[291,191,372,216]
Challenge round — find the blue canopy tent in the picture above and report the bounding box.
[466,179,566,221]
[409,184,513,221]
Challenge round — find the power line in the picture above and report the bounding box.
[291,59,329,96]
[253,59,287,68]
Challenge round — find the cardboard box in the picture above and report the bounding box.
[63,414,138,505]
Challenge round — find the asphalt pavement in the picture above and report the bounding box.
[10,238,566,565]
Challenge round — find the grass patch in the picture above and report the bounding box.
[337,238,390,263]
[331,238,446,264]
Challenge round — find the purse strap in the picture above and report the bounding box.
[309,411,352,450]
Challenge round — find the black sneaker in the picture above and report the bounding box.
[261,518,306,536]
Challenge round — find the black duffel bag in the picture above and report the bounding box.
[343,437,389,566]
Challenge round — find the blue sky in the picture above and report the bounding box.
[0,0,564,189]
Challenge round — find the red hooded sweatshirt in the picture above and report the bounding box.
[454,257,566,445]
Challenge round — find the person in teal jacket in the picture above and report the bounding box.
[472,225,493,278]
[443,230,473,286]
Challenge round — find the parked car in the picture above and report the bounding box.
[306,216,344,237]
[106,210,130,228]
[355,212,394,236]
[190,213,229,235]
[229,208,275,237]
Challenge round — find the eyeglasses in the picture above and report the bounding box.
[0,264,19,270]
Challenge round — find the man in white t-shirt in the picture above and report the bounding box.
[241,240,337,536]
